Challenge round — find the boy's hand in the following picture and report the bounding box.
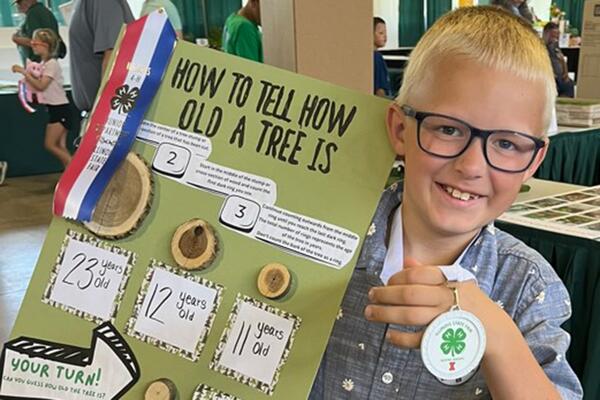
[365,258,502,353]
[11,65,25,74]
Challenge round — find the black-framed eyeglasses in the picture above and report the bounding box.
[401,105,546,173]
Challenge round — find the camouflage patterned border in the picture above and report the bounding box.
[192,384,242,400]
[41,229,136,324]
[125,259,224,362]
[209,294,301,396]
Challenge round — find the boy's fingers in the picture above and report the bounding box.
[388,266,446,286]
[365,304,443,326]
[369,285,452,307]
[385,329,423,349]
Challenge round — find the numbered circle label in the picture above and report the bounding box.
[219,196,260,233]
[153,143,191,177]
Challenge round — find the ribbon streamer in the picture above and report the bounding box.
[53,10,176,221]
[17,81,36,113]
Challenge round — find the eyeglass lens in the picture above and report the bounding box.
[418,115,538,172]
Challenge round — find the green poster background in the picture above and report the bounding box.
[8,40,395,399]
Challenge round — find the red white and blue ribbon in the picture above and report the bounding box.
[17,81,36,113]
[53,10,176,221]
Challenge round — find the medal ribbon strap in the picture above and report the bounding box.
[53,11,176,220]
[17,81,36,113]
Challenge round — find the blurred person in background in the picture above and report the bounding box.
[141,0,183,39]
[543,22,574,98]
[222,0,262,63]
[492,0,534,24]
[373,17,391,97]
[11,0,59,65]
[68,0,134,114]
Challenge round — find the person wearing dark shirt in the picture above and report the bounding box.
[373,17,391,97]
[491,0,534,24]
[543,22,574,98]
[11,0,59,64]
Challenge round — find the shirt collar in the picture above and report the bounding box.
[380,206,479,284]
[359,180,498,295]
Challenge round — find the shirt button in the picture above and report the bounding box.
[382,372,394,384]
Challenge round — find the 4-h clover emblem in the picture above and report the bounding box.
[440,327,466,357]
[110,84,139,114]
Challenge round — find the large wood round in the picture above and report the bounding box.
[144,378,177,400]
[84,152,153,239]
[171,219,218,270]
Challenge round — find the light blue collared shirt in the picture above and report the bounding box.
[309,181,583,400]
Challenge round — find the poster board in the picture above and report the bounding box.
[1,33,395,400]
[576,0,600,99]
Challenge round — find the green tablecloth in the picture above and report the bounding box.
[0,89,79,178]
[535,128,600,186]
[497,221,600,400]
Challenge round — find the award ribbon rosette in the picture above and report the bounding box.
[53,10,176,222]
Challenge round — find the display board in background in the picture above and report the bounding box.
[499,185,600,240]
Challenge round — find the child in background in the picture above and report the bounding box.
[310,7,582,400]
[12,28,72,168]
[373,17,391,97]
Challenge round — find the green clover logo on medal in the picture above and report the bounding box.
[111,84,140,114]
[440,327,466,357]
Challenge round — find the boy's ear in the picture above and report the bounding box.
[522,138,549,181]
[386,103,407,157]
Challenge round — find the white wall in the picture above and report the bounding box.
[373,0,399,49]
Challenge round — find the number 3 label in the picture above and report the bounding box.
[219,196,261,233]
[152,143,191,178]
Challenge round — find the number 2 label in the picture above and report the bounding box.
[152,143,191,178]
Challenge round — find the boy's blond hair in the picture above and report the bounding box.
[396,6,556,134]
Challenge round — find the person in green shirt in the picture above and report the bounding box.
[11,0,59,64]
[222,0,263,63]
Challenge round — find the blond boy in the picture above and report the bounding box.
[310,7,582,399]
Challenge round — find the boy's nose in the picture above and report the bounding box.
[453,138,487,178]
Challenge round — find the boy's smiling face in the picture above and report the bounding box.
[388,57,548,241]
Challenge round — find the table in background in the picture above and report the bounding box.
[0,88,80,177]
[535,126,600,186]
[497,178,600,400]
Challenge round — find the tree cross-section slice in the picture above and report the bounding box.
[171,219,218,270]
[257,262,291,299]
[144,378,178,400]
[84,152,153,239]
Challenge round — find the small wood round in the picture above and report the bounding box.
[144,378,177,400]
[171,219,218,270]
[257,263,291,299]
[84,152,152,239]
